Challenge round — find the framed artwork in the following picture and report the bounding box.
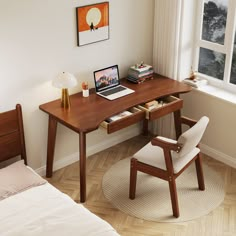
[76,2,109,46]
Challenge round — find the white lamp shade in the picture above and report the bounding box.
[52,72,77,89]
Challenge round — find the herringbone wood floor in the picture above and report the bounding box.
[47,135,236,236]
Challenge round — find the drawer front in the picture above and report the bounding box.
[137,96,183,120]
[100,107,145,134]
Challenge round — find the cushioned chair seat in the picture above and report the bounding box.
[134,141,200,173]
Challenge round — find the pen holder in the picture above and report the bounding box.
[82,82,89,97]
[82,89,89,97]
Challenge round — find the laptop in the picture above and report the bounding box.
[93,65,134,100]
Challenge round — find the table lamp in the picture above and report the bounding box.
[52,72,77,109]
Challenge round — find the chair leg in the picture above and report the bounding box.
[195,154,205,191]
[168,178,179,218]
[129,158,138,200]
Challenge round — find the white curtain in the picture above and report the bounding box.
[152,0,183,137]
[153,0,183,80]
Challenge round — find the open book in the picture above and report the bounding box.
[106,111,132,122]
[183,78,208,88]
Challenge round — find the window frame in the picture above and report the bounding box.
[193,0,236,93]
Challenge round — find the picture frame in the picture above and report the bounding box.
[76,2,109,47]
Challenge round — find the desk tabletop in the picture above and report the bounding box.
[39,74,191,133]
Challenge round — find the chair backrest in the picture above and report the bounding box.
[0,104,27,164]
[176,116,209,158]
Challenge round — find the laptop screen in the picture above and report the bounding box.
[94,65,120,92]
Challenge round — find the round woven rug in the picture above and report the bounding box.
[102,157,225,222]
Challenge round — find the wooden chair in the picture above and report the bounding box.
[0,104,27,164]
[129,116,209,218]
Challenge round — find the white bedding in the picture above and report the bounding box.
[0,183,119,236]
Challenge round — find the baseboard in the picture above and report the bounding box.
[35,128,236,177]
[200,143,236,168]
[35,127,140,176]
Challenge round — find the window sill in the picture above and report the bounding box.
[192,84,236,105]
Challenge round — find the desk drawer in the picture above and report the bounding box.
[137,96,183,120]
[100,107,145,134]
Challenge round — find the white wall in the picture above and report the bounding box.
[0,0,154,172]
[181,90,236,168]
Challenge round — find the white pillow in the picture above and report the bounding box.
[0,160,47,201]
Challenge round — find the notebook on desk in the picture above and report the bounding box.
[93,65,134,100]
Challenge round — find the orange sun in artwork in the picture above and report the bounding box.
[77,2,109,32]
[86,7,101,27]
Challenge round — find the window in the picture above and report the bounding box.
[194,0,236,90]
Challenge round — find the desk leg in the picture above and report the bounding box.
[142,119,149,136]
[174,110,182,139]
[79,132,86,203]
[46,116,58,178]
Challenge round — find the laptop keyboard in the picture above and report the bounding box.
[100,86,126,96]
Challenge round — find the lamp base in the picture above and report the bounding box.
[61,88,70,109]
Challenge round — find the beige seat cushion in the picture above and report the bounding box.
[133,142,200,174]
[133,116,209,174]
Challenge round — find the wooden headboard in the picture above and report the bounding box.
[0,104,27,164]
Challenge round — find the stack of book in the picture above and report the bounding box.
[127,64,154,83]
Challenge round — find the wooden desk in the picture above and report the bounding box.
[39,74,191,202]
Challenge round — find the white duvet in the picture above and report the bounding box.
[0,183,119,236]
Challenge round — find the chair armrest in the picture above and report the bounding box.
[180,116,197,128]
[151,136,182,152]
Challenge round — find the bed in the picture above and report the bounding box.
[0,104,119,236]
